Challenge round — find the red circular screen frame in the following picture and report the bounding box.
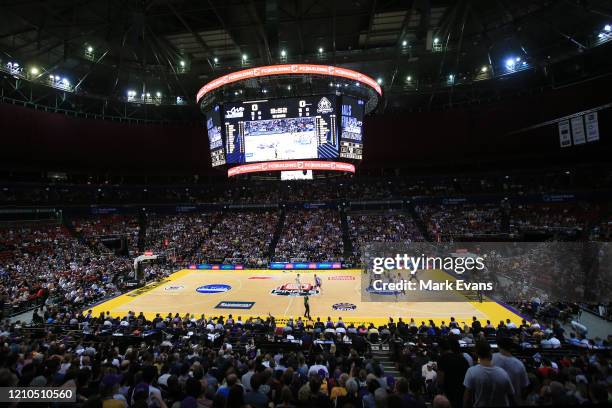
[227,160,356,177]
[196,64,382,103]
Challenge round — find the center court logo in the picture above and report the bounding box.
[196,284,232,294]
[271,283,319,297]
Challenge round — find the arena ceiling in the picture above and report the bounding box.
[0,0,611,120]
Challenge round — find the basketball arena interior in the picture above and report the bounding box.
[0,1,611,407]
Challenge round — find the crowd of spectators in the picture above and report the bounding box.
[274,210,344,263]
[347,211,424,258]
[415,204,505,240]
[1,166,611,206]
[145,214,216,265]
[0,223,132,315]
[73,215,141,255]
[196,211,279,268]
[508,203,599,236]
[0,300,609,408]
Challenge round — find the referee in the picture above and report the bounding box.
[303,295,311,320]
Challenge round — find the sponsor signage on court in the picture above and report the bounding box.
[164,285,185,292]
[215,301,255,309]
[248,276,274,279]
[332,303,357,311]
[328,276,356,280]
[270,262,342,269]
[187,264,244,270]
[196,284,232,294]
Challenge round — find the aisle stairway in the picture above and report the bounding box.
[268,208,286,260]
[371,343,401,378]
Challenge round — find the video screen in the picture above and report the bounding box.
[224,95,338,164]
[205,105,226,167]
[340,96,364,160]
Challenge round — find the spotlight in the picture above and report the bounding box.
[515,57,521,62]
[49,75,55,80]
[262,89,267,93]
[280,49,286,57]
[605,24,611,32]
[179,60,185,67]
[61,78,69,85]
[376,77,383,84]
[402,40,407,46]
[448,74,454,80]
[287,85,291,90]
[433,37,439,44]
[156,91,161,97]
[146,92,150,98]
[242,54,247,61]
[406,75,412,81]
[30,67,39,75]
[213,57,218,63]
[506,58,516,68]
[318,47,324,53]
[481,66,488,73]
[87,46,93,53]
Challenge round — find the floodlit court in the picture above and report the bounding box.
[89,268,523,326]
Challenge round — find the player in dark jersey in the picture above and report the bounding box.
[303,295,311,320]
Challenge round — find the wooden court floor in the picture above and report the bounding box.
[89,269,523,327]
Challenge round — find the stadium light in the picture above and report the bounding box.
[402,40,407,46]
[87,46,93,53]
[30,67,39,75]
[262,89,267,93]
[481,66,488,73]
[433,37,439,44]
[287,85,291,90]
[61,78,69,85]
[242,54,248,61]
[280,49,286,57]
[376,77,383,84]
[406,75,412,81]
[213,57,218,63]
[156,91,161,97]
[318,47,324,53]
[146,92,151,98]
[605,24,611,32]
[179,60,185,67]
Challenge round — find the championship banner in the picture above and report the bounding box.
[570,116,586,145]
[558,120,571,147]
[584,112,600,142]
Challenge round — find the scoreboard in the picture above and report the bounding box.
[204,94,365,168]
[224,95,338,164]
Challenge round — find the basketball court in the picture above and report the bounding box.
[89,269,524,326]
